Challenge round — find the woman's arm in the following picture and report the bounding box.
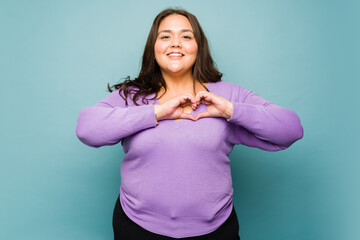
[227,86,303,151]
[75,90,157,148]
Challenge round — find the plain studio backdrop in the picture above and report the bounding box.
[1,0,359,239]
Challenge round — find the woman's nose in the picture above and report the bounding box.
[171,37,181,47]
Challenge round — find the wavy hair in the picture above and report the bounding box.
[107,8,222,106]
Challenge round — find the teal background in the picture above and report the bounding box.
[1,0,359,239]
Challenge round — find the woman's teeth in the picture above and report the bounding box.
[168,53,183,56]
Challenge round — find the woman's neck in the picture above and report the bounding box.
[161,71,196,94]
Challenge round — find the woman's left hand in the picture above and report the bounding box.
[194,91,234,121]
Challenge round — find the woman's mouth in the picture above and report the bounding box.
[167,53,184,59]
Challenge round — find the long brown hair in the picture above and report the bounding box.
[107,8,222,106]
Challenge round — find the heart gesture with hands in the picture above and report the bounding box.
[154,91,234,123]
[194,91,233,121]
[155,93,198,122]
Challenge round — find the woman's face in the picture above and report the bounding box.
[154,14,198,77]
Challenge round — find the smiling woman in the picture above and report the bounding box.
[105,8,222,108]
[75,7,303,240]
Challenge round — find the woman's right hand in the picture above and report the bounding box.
[153,93,198,123]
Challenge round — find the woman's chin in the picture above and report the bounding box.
[165,66,191,75]
[167,65,182,72]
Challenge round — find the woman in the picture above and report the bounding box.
[76,8,303,240]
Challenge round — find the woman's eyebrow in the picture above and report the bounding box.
[157,29,193,35]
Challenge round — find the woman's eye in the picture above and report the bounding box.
[183,36,192,39]
[160,36,170,39]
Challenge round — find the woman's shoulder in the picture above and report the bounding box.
[210,80,247,90]
[209,80,249,100]
[95,88,123,107]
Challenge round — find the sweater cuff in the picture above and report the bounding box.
[146,104,158,127]
[123,103,158,130]
[226,102,241,123]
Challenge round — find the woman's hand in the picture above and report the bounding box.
[154,93,197,122]
[194,91,233,121]
[153,91,234,123]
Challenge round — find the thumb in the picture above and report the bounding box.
[180,112,196,121]
[195,111,210,121]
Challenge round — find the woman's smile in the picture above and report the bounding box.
[167,52,185,59]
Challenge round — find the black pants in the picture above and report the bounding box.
[113,195,240,240]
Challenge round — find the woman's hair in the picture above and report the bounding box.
[107,8,222,106]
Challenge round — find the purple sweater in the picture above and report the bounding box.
[76,81,303,238]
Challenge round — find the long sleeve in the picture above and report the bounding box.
[226,85,303,151]
[101,81,303,238]
[75,89,158,148]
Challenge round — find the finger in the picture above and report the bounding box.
[180,99,192,107]
[196,91,212,104]
[185,94,198,108]
[196,94,204,105]
[197,92,224,107]
[180,112,196,121]
[195,91,204,102]
[199,96,213,106]
[180,94,196,106]
[186,93,196,101]
[195,111,210,121]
